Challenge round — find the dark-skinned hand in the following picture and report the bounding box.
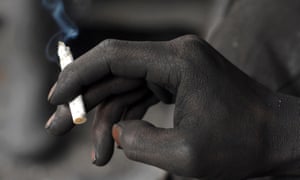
[46,35,300,179]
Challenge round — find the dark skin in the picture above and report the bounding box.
[46,0,300,179]
[46,35,300,179]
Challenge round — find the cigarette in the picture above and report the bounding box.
[57,41,87,125]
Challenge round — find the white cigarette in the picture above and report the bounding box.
[58,41,87,125]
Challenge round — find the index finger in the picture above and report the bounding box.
[49,38,181,105]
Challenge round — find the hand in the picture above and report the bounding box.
[46,35,300,179]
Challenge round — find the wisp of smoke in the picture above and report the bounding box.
[42,0,79,62]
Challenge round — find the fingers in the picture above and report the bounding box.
[45,77,143,135]
[45,104,74,136]
[112,120,189,175]
[83,77,143,110]
[49,73,143,105]
[92,94,158,165]
[92,88,151,166]
[49,39,180,105]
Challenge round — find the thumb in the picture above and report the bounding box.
[112,120,189,175]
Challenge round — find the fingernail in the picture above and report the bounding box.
[48,83,57,101]
[91,148,96,164]
[45,113,55,129]
[112,124,122,147]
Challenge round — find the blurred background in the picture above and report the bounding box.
[0,0,231,179]
[3,0,300,180]
[2,0,300,179]
[6,0,300,179]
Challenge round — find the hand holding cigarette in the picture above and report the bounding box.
[46,35,299,179]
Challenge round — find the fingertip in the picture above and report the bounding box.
[92,121,115,166]
[48,76,80,105]
[92,141,114,166]
[47,83,57,102]
[91,148,96,163]
[48,82,65,105]
[45,105,75,136]
[45,113,55,130]
[48,92,60,105]
[45,122,73,136]
[48,91,65,105]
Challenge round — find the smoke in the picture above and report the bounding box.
[42,0,79,62]
[42,0,79,41]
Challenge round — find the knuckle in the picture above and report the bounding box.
[168,34,206,62]
[168,35,211,79]
[97,39,123,63]
[99,39,120,49]
[181,34,201,42]
[171,34,205,48]
[181,35,206,49]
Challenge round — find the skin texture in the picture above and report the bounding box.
[46,34,300,179]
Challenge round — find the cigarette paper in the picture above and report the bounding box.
[58,41,87,125]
